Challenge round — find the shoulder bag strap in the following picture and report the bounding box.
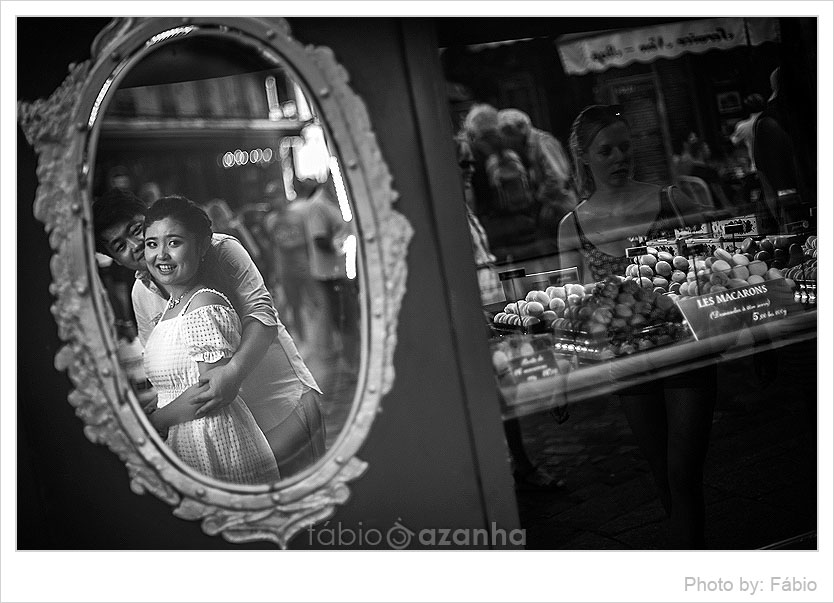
[660,185,688,229]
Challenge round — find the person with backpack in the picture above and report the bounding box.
[497,108,578,237]
[462,104,527,257]
[462,104,564,261]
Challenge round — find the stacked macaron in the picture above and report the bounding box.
[676,247,790,298]
[492,284,590,330]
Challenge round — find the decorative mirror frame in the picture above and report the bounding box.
[18,16,413,548]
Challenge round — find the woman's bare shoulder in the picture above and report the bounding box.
[185,289,233,313]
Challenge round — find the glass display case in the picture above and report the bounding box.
[485,230,818,419]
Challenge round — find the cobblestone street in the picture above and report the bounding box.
[514,347,817,550]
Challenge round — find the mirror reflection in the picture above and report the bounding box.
[91,34,361,484]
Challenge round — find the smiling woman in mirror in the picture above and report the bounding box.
[94,190,326,479]
[142,197,282,482]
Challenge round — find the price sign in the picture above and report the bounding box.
[723,223,745,235]
[508,350,561,384]
[626,246,648,258]
[676,278,802,340]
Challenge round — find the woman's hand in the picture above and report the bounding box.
[135,386,158,415]
[147,382,209,433]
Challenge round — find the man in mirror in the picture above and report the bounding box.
[92,188,326,474]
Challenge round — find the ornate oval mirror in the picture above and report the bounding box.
[92,24,363,484]
[19,17,412,547]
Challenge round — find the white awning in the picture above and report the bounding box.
[557,17,780,76]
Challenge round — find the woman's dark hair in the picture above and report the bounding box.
[568,104,629,197]
[92,188,148,254]
[145,195,213,242]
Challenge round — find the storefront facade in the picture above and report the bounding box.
[17,16,819,551]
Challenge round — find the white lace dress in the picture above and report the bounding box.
[143,289,280,484]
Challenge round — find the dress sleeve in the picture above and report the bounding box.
[181,305,242,364]
[205,236,279,328]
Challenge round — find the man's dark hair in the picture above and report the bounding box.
[92,188,148,254]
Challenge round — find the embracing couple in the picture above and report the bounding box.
[94,189,326,484]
